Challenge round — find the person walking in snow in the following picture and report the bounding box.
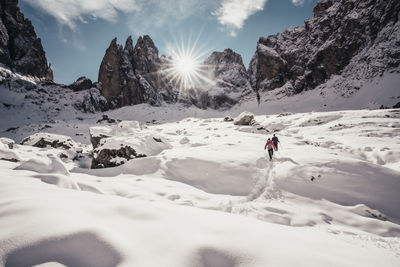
[272,134,280,151]
[264,138,276,160]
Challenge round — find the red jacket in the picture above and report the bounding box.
[264,140,276,150]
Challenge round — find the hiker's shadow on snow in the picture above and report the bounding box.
[5,231,121,267]
[255,156,299,169]
[274,157,299,165]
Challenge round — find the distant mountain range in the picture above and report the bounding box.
[0,0,399,111]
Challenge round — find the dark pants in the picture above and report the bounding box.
[273,142,278,151]
[268,149,274,160]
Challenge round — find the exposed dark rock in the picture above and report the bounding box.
[0,0,53,79]
[21,136,72,150]
[96,114,116,124]
[224,116,234,122]
[153,137,162,143]
[146,119,159,124]
[393,102,400,109]
[68,76,93,91]
[89,133,110,149]
[59,153,68,159]
[0,157,19,162]
[91,145,146,169]
[5,126,18,132]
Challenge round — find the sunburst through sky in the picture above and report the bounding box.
[161,36,215,95]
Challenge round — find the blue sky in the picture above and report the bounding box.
[20,0,318,84]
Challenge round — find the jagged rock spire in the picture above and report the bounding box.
[98,36,162,108]
[0,0,53,79]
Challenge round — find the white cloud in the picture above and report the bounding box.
[23,0,272,38]
[125,0,218,37]
[214,0,268,36]
[22,0,139,30]
[291,0,306,6]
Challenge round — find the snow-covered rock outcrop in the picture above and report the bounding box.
[21,133,80,150]
[90,121,170,168]
[0,137,14,149]
[233,111,255,125]
[20,132,87,161]
[248,0,400,99]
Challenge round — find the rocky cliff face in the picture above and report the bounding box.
[98,36,251,109]
[203,48,253,109]
[249,0,400,95]
[98,36,174,108]
[0,0,53,79]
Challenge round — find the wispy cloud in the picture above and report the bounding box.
[125,0,218,36]
[23,0,275,38]
[291,0,306,6]
[22,0,139,30]
[213,0,268,36]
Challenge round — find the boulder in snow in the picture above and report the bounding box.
[0,137,14,149]
[0,138,19,162]
[92,145,146,169]
[224,116,234,122]
[20,133,81,152]
[90,121,170,169]
[96,114,117,124]
[233,112,255,126]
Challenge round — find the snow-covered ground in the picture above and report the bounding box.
[1,105,400,266]
[1,65,400,266]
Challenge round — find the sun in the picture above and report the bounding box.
[174,54,197,77]
[168,49,202,89]
[161,37,212,91]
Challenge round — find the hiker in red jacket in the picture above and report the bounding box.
[264,138,276,160]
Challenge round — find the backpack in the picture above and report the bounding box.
[267,140,274,149]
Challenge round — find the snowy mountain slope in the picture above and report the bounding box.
[1,107,400,266]
[2,62,399,148]
[248,0,400,100]
[236,71,400,114]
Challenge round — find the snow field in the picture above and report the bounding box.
[1,108,400,266]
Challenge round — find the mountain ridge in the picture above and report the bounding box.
[0,0,399,112]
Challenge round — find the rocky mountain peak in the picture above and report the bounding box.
[98,37,122,103]
[202,48,252,109]
[205,48,244,67]
[133,35,159,75]
[249,0,400,95]
[98,36,162,108]
[0,0,53,79]
[124,35,134,53]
